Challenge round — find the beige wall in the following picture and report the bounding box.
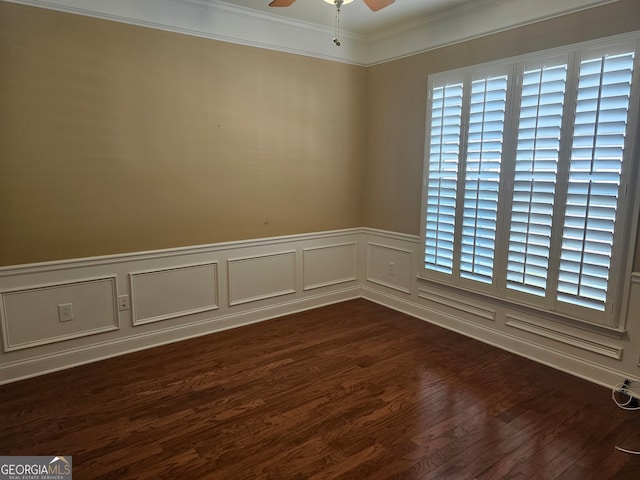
[364,0,640,271]
[2,1,640,270]
[0,2,367,266]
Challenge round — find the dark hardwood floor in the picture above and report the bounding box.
[1,299,639,479]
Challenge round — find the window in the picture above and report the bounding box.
[421,36,640,327]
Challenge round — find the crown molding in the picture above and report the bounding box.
[2,0,621,66]
[2,0,369,65]
[364,0,622,65]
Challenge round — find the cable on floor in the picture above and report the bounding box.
[612,380,640,455]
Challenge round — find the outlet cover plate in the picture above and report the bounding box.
[118,295,130,311]
[58,303,74,322]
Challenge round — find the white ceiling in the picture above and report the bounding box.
[223,0,471,36]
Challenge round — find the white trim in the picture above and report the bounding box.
[619,41,640,327]
[365,278,411,294]
[0,228,362,277]
[1,0,367,66]
[414,275,626,338]
[361,228,420,243]
[365,0,622,66]
[505,314,623,360]
[367,242,413,256]
[417,287,496,322]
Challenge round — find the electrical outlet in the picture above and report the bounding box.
[58,303,74,322]
[118,295,130,311]
[387,261,396,276]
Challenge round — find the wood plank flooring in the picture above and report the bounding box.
[1,299,639,479]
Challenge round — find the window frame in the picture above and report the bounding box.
[419,32,640,330]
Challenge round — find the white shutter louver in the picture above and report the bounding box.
[424,82,464,274]
[558,50,635,311]
[507,62,568,296]
[460,75,508,284]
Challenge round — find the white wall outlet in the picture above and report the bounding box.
[58,303,74,322]
[118,294,130,311]
[387,261,396,276]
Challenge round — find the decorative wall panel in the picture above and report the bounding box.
[131,263,218,326]
[366,242,412,294]
[303,243,357,291]
[1,277,118,351]
[228,252,296,306]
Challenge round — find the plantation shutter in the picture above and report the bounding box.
[460,74,508,284]
[507,61,568,296]
[424,81,464,274]
[421,35,639,326]
[558,49,635,311]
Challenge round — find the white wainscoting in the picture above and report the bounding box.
[131,263,219,326]
[1,228,639,390]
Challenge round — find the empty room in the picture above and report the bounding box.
[1,0,640,478]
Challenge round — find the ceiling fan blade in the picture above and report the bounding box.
[268,0,296,6]
[362,0,395,12]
